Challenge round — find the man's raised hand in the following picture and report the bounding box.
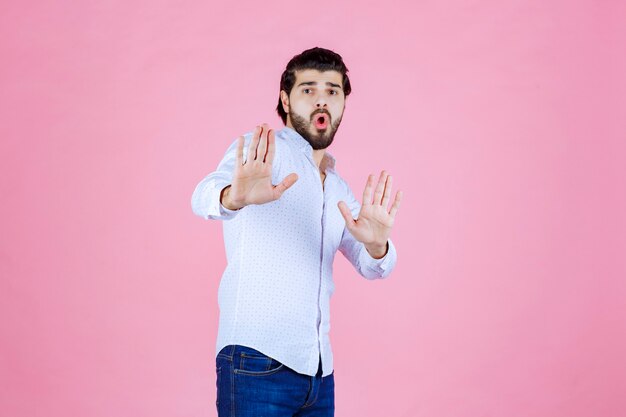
[221,123,299,210]
[337,170,403,258]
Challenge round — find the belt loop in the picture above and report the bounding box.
[227,344,236,358]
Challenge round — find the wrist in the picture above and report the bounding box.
[220,186,244,211]
[365,241,388,259]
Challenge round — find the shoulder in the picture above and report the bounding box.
[274,128,297,151]
[273,128,291,148]
[329,167,357,200]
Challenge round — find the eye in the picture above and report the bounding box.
[303,88,312,94]
[329,90,338,95]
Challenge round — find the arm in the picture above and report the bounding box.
[337,181,398,279]
[190,138,243,221]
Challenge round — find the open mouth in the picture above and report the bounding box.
[314,113,329,130]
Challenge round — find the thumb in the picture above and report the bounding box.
[272,173,299,199]
[337,201,356,228]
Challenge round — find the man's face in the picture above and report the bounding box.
[281,69,346,150]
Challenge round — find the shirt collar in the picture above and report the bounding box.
[279,126,336,172]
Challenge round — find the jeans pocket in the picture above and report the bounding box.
[234,347,284,376]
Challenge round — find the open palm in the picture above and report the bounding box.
[338,170,403,247]
[226,123,299,209]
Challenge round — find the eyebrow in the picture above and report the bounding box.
[296,81,342,89]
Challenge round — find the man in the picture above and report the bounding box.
[191,47,402,416]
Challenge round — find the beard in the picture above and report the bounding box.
[288,109,343,150]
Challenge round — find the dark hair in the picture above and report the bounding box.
[276,47,352,125]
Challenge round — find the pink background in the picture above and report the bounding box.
[1,1,625,416]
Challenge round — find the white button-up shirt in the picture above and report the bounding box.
[191,126,397,377]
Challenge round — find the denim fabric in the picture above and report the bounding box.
[216,345,335,416]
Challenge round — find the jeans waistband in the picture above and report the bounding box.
[219,344,324,377]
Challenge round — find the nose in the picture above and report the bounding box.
[315,96,327,108]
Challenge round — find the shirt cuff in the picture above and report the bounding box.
[359,238,397,277]
[206,184,241,220]
[218,200,241,216]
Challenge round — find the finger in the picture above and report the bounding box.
[362,174,374,206]
[381,174,392,208]
[373,170,388,205]
[257,124,269,163]
[388,191,403,218]
[265,129,276,164]
[247,125,261,161]
[235,135,244,166]
[272,173,299,199]
[337,201,356,229]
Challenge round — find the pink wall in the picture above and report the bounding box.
[1,1,625,416]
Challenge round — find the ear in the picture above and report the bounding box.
[280,90,290,114]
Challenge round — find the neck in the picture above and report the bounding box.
[312,149,326,170]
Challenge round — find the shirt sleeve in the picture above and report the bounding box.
[337,181,398,280]
[191,135,249,221]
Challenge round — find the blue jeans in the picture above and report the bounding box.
[215,345,335,416]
